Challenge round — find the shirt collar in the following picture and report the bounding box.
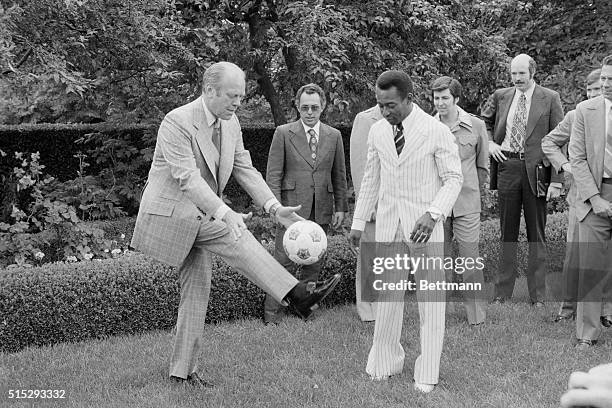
[399,103,420,129]
[434,106,472,130]
[605,96,612,112]
[302,120,321,138]
[516,81,536,101]
[201,96,218,128]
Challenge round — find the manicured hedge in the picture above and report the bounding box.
[0,123,352,182]
[0,212,568,353]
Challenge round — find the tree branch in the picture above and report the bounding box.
[2,48,33,76]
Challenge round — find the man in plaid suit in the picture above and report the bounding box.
[131,61,341,387]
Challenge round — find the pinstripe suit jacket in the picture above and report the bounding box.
[131,97,275,266]
[352,104,463,242]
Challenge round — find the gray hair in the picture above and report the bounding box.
[202,61,245,91]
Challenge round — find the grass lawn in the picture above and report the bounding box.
[1,278,610,408]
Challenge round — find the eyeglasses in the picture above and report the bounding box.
[299,105,321,113]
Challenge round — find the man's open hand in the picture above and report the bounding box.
[222,210,253,241]
[275,205,305,228]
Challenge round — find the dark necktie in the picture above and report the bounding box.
[394,122,404,156]
[308,129,318,163]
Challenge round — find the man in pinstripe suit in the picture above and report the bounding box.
[131,61,341,387]
[349,70,463,393]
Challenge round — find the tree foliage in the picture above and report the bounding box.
[0,0,607,125]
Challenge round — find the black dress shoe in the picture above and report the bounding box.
[601,315,612,328]
[553,310,576,322]
[286,273,342,320]
[171,372,214,388]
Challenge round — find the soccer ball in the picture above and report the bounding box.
[283,220,328,265]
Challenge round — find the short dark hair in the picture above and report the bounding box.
[430,76,463,99]
[295,83,326,107]
[602,55,612,67]
[585,69,601,86]
[376,70,414,100]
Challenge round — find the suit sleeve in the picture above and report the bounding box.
[265,127,285,202]
[332,131,349,212]
[542,110,573,172]
[430,128,463,217]
[480,92,498,141]
[349,112,368,198]
[230,119,276,208]
[474,118,489,173]
[352,127,381,231]
[158,113,226,215]
[569,105,599,203]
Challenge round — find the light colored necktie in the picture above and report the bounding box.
[308,129,317,162]
[394,122,404,156]
[509,93,527,153]
[212,119,221,154]
[604,105,612,177]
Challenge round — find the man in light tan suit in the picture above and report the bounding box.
[431,76,488,326]
[542,68,611,323]
[131,61,341,386]
[349,70,462,393]
[568,55,612,349]
[350,104,383,322]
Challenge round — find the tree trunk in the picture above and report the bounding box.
[247,2,287,126]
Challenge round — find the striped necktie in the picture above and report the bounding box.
[509,93,527,153]
[604,105,612,177]
[394,122,404,156]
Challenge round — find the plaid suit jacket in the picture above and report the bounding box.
[131,97,275,266]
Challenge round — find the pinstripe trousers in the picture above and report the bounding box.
[170,219,299,378]
[366,224,446,385]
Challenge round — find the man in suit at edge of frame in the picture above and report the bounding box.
[568,55,612,349]
[541,68,612,324]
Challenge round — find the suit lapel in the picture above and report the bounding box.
[398,106,426,165]
[497,88,514,141]
[192,102,219,186]
[314,124,332,169]
[288,121,314,167]
[526,85,545,140]
[587,98,607,180]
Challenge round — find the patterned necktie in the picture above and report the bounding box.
[509,93,527,153]
[394,122,405,156]
[604,105,612,177]
[308,129,318,163]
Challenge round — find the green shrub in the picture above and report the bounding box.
[0,212,569,353]
[0,234,354,353]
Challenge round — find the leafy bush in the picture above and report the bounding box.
[0,152,125,267]
[0,235,354,353]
